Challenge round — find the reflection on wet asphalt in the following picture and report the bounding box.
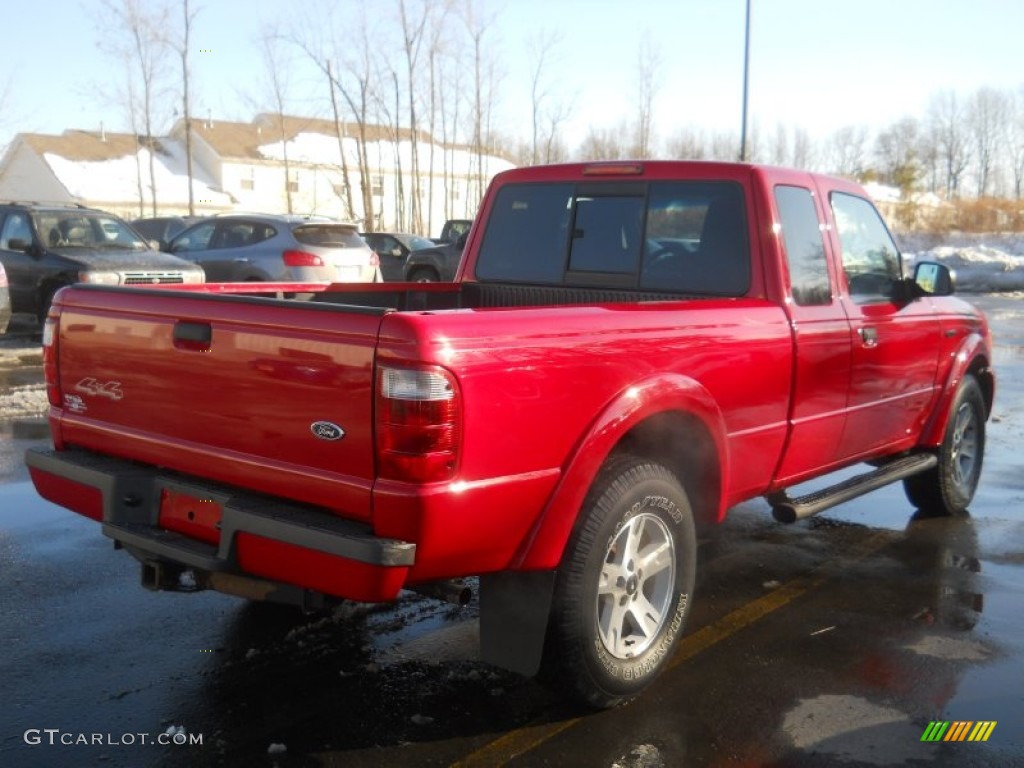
[0,296,1022,767]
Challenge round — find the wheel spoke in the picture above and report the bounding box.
[639,538,673,578]
[629,593,664,638]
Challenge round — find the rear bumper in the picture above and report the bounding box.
[25,447,415,602]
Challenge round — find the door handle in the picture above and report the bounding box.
[173,321,212,352]
[859,326,878,348]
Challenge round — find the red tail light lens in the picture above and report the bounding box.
[376,366,460,482]
[42,315,61,407]
[283,250,324,267]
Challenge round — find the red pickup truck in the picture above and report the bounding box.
[27,161,994,708]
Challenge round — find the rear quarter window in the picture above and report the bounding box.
[294,225,365,248]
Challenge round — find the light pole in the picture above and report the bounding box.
[739,0,751,162]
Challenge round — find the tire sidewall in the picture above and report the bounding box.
[574,469,696,698]
[938,377,986,512]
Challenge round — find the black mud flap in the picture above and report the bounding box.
[479,570,556,677]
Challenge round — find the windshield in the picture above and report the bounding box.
[33,212,149,250]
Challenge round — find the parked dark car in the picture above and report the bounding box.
[359,231,435,280]
[0,262,11,334]
[430,218,472,245]
[168,214,380,283]
[131,215,202,250]
[404,231,467,282]
[0,202,205,321]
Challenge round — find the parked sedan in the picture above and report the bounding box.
[167,214,380,283]
[359,231,435,281]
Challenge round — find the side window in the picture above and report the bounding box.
[830,192,902,303]
[775,186,831,306]
[172,221,216,252]
[0,212,32,250]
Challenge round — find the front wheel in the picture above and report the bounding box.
[542,454,697,709]
[904,375,986,516]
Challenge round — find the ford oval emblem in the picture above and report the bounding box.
[310,421,345,441]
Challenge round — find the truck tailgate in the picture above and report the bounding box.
[51,287,386,520]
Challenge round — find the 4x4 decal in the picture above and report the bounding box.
[74,377,124,401]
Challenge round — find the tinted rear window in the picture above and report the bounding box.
[475,181,749,295]
[294,225,364,248]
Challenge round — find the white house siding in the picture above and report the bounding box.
[0,141,69,203]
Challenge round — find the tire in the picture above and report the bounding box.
[542,454,697,709]
[408,268,438,283]
[36,283,65,325]
[904,375,986,516]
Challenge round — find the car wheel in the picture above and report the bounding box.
[408,268,439,283]
[541,453,696,709]
[904,375,986,516]
[37,283,66,325]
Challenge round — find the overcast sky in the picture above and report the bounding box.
[2,0,1022,153]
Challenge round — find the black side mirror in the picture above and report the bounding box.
[912,261,955,297]
[7,237,32,253]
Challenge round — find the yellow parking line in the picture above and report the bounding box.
[452,529,893,767]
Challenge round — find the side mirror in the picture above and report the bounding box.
[7,237,31,253]
[912,261,954,297]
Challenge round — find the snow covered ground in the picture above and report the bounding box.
[899,232,1024,293]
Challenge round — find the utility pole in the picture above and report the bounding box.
[182,0,195,216]
[739,0,751,162]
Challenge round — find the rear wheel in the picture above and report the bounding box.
[541,454,696,709]
[408,268,439,283]
[904,375,986,516]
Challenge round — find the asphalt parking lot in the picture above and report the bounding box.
[1,296,1022,768]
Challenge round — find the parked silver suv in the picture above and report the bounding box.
[167,214,380,283]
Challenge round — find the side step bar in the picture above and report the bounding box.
[769,454,938,523]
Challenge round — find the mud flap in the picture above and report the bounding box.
[479,570,556,677]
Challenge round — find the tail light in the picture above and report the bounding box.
[368,252,380,267]
[376,366,460,482]
[42,311,61,408]
[283,250,324,267]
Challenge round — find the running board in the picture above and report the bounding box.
[769,454,938,523]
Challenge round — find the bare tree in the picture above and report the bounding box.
[968,86,1010,198]
[460,0,502,207]
[666,127,709,160]
[160,0,200,216]
[928,90,971,199]
[1010,86,1024,200]
[825,125,869,178]
[875,117,920,194]
[576,124,629,160]
[397,0,434,232]
[633,36,662,157]
[253,31,298,213]
[99,0,172,216]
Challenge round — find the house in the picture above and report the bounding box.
[0,129,233,218]
[0,114,516,235]
[174,114,514,234]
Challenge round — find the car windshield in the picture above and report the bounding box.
[34,213,148,250]
[293,225,364,248]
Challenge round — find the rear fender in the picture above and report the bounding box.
[513,373,728,571]
[919,333,994,447]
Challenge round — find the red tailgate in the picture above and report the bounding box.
[52,288,386,520]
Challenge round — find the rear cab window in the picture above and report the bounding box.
[774,185,832,306]
[475,181,750,296]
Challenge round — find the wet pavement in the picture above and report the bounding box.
[0,296,1022,767]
